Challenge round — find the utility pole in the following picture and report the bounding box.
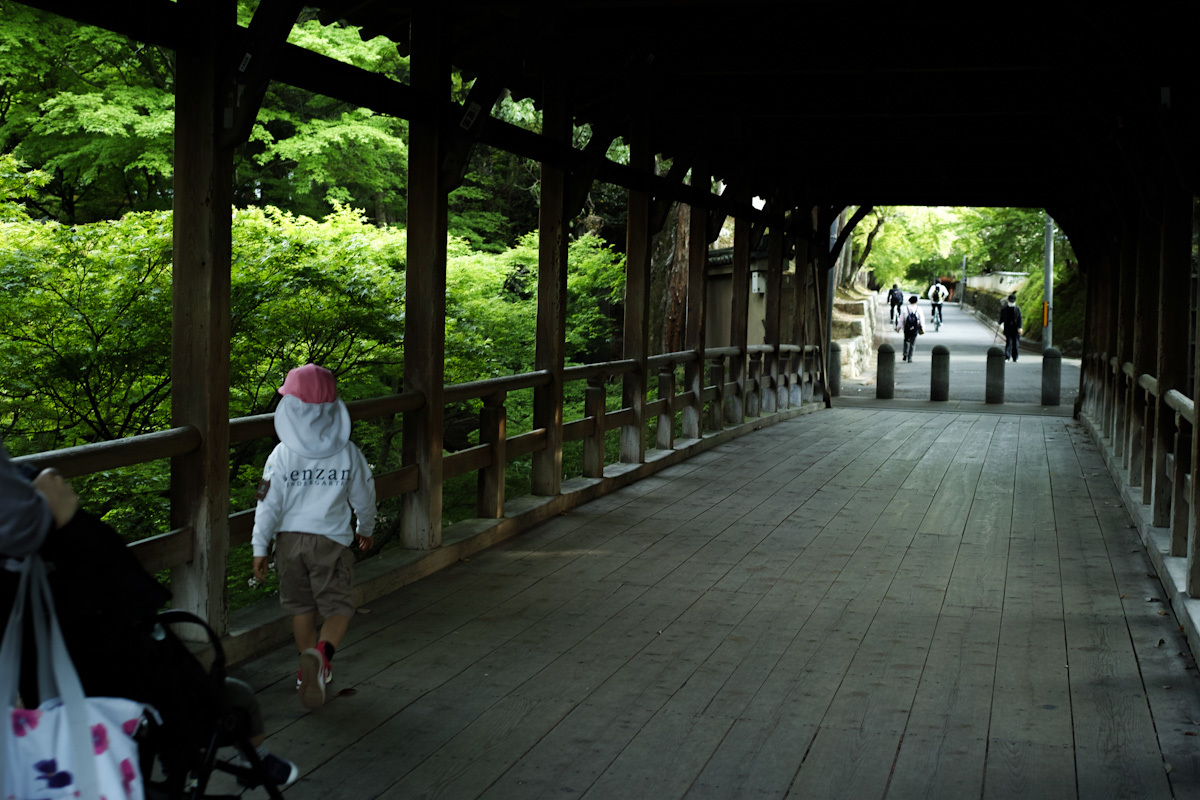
[960,255,967,303]
[1043,211,1054,349]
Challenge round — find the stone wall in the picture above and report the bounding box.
[832,298,875,379]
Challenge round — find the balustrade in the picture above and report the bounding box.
[12,344,821,607]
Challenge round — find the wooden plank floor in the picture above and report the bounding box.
[228,408,1200,800]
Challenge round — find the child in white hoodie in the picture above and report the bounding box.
[252,364,376,710]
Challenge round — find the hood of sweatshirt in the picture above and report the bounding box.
[273,393,351,459]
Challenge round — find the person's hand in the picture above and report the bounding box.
[253,556,269,582]
[356,534,374,551]
[33,468,79,528]
[1018,328,1024,335]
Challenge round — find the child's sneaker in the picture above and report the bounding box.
[297,648,329,709]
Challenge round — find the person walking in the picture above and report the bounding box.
[894,295,925,362]
[888,284,905,322]
[998,293,1023,362]
[251,363,377,711]
[926,282,949,325]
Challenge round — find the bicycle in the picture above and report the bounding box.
[931,303,943,332]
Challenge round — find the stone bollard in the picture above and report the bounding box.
[931,345,950,401]
[877,343,895,399]
[986,346,1005,404]
[829,342,842,398]
[1042,347,1061,406]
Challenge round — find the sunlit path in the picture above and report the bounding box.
[842,296,1080,407]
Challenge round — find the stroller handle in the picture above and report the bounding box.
[155,609,227,681]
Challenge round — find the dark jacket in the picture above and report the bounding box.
[999,299,1022,332]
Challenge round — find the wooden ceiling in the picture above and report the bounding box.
[20,0,1199,239]
[313,1,1198,220]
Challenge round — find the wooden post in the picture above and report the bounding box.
[791,235,809,405]
[681,167,710,440]
[727,216,749,425]
[621,106,651,464]
[1114,234,1137,455]
[583,378,606,478]
[1130,212,1160,490]
[1172,415,1191,556]
[657,367,675,451]
[170,0,235,635]
[1154,186,1191,526]
[1140,388,1154,500]
[477,392,506,519]
[763,215,783,414]
[708,357,725,432]
[401,9,448,548]
[747,352,763,417]
[531,69,569,495]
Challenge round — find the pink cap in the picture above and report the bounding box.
[278,363,338,404]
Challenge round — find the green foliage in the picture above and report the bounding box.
[0,211,175,449]
[1,2,177,222]
[854,206,1078,295]
[0,153,48,221]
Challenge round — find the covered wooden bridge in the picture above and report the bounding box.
[10,1,1200,796]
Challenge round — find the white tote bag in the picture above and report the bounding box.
[0,555,150,800]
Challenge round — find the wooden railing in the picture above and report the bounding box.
[13,345,822,582]
[1084,350,1199,593]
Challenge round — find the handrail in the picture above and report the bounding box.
[443,370,552,403]
[563,360,638,382]
[1165,389,1195,426]
[746,345,774,356]
[705,346,740,359]
[11,425,202,478]
[647,350,698,370]
[1122,361,1135,379]
[779,344,802,354]
[1137,374,1158,397]
[231,390,427,444]
[1110,357,1120,372]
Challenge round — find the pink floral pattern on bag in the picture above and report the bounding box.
[120,757,137,796]
[11,707,42,736]
[92,722,110,754]
[122,718,139,736]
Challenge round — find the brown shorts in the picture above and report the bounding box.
[275,531,356,619]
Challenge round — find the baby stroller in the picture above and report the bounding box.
[139,610,290,800]
[2,510,293,799]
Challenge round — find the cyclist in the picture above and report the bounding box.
[888,284,905,322]
[927,282,949,326]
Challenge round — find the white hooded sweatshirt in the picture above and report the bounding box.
[251,393,376,557]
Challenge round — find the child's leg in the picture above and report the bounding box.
[318,613,351,651]
[292,612,318,653]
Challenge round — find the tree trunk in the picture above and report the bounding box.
[662,203,690,353]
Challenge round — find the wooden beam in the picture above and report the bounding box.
[650,157,693,235]
[621,105,651,464]
[441,75,505,194]
[728,216,750,425]
[170,0,235,637]
[400,8,448,549]
[1157,182,1191,532]
[531,65,570,495]
[762,210,784,413]
[217,0,306,149]
[566,126,619,219]
[681,166,710,440]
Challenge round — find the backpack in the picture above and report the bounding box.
[903,308,920,336]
